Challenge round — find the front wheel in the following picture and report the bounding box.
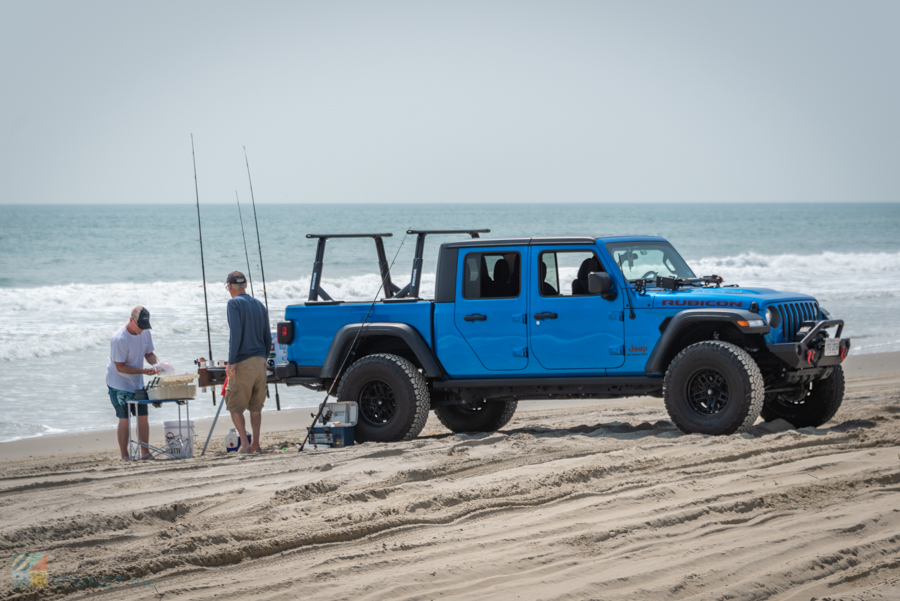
[336,354,430,443]
[761,365,845,428]
[434,399,518,434]
[663,341,764,435]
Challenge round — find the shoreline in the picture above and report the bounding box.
[1,350,896,462]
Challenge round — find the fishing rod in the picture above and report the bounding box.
[235,191,255,297]
[243,146,280,411]
[191,134,216,409]
[297,230,409,452]
[193,136,225,458]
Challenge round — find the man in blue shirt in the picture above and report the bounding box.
[224,271,272,453]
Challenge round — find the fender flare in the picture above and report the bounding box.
[321,322,443,379]
[644,309,770,374]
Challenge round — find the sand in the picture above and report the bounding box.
[1,351,898,600]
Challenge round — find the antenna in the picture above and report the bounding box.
[243,146,280,411]
[235,191,255,297]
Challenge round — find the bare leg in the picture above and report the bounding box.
[231,412,251,452]
[138,415,150,459]
[117,418,130,459]
[249,411,262,452]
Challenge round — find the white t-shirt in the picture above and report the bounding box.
[106,326,154,392]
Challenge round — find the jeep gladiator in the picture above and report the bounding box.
[267,231,850,443]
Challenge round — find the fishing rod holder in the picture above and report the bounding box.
[394,230,490,299]
[306,234,398,302]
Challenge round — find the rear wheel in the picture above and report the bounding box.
[336,354,430,443]
[761,365,844,428]
[663,341,764,435]
[434,399,518,434]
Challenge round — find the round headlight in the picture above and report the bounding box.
[765,306,781,329]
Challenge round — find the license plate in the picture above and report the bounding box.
[824,338,840,356]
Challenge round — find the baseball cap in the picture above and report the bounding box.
[226,271,247,286]
[131,306,152,330]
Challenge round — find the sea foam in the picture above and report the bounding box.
[1,251,897,363]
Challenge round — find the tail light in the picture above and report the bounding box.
[277,321,294,344]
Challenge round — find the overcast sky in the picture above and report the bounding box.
[1,1,898,204]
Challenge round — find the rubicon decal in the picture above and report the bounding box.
[661,300,743,307]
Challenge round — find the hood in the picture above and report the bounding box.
[648,286,816,310]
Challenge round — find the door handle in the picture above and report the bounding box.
[464,314,487,322]
[534,312,558,320]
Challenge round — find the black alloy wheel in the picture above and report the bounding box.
[760,365,845,428]
[358,380,397,425]
[663,341,764,435]
[686,369,729,415]
[434,398,518,434]
[336,353,430,442]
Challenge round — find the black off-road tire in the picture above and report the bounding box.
[434,399,518,434]
[761,365,845,428]
[663,341,764,435]
[336,353,430,443]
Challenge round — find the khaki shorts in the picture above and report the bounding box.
[225,356,267,413]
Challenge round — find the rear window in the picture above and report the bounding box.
[462,252,521,299]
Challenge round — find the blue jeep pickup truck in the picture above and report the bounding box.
[272,231,850,443]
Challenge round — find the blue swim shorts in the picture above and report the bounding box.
[108,387,148,419]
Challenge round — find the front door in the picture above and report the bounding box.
[529,246,625,370]
[454,247,528,371]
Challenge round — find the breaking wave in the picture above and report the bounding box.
[690,251,900,302]
[0,251,897,362]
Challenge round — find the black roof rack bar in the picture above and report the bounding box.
[395,229,491,299]
[306,233,398,301]
[406,229,490,237]
[306,233,393,239]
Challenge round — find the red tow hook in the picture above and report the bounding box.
[807,350,816,365]
[840,346,848,361]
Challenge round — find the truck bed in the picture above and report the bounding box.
[284,300,433,369]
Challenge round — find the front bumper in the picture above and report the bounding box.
[767,319,850,369]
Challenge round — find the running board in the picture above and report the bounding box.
[433,376,662,389]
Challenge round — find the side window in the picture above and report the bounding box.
[539,250,605,297]
[462,252,521,299]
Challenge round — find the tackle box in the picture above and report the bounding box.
[309,425,354,447]
[308,401,358,447]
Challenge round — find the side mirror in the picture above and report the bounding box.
[588,272,617,300]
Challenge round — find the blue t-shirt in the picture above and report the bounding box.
[227,294,272,365]
[106,326,154,392]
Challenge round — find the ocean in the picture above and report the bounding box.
[1,202,898,443]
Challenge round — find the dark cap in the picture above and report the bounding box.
[130,306,152,330]
[226,271,247,286]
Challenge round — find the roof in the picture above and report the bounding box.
[443,235,665,248]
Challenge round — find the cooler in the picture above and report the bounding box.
[309,425,355,447]
[309,401,358,447]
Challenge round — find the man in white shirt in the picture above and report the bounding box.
[106,306,160,460]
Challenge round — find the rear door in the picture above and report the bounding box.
[454,247,528,371]
[529,245,625,370]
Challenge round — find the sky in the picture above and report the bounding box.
[1,1,898,205]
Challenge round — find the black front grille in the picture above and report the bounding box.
[774,301,819,342]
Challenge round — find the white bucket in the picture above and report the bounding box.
[163,420,196,458]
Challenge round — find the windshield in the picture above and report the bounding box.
[605,241,696,282]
